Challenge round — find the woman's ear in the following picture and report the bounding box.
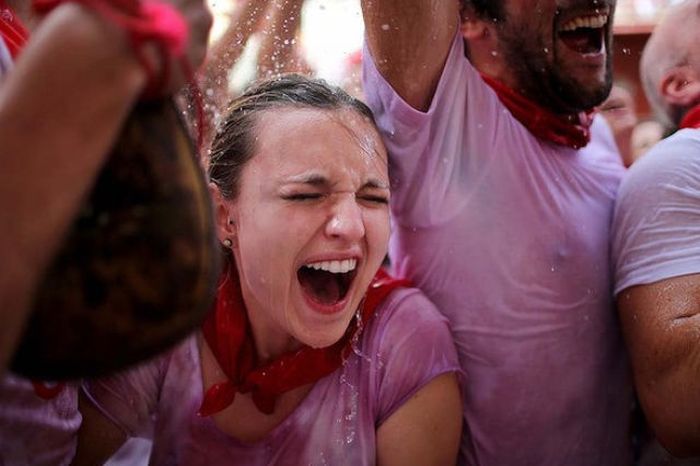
[660,65,700,108]
[209,183,238,248]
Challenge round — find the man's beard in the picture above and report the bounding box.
[498,24,613,114]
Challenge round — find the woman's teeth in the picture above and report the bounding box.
[304,259,357,274]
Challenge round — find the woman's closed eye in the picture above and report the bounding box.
[282,192,324,202]
[358,193,389,205]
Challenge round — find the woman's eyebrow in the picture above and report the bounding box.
[362,179,390,190]
[284,173,329,187]
[283,174,389,190]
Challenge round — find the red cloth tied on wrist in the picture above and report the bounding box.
[32,0,188,98]
[198,263,410,417]
[480,73,595,150]
[680,104,700,130]
[33,0,207,151]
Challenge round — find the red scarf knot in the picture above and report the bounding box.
[480,73,594,149]
[680,104,700,130]
[199,264,410,417]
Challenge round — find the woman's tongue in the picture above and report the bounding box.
[299,268,343,305]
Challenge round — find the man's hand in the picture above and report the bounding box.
[167,0,212,72]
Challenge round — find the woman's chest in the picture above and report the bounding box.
[152,345,377,465]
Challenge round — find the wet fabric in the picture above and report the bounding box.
[362,30,632,465]
[613,128,700,294]
[83,287,461,466]
[0,375,80,466]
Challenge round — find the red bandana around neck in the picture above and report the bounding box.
[680,104,700,130]
[480,74,594,149]
[0,0,29,58]
[199,263,410,417]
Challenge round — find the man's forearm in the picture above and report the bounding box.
[0,5,146,371]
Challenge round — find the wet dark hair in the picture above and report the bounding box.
[460,0,505,22]
[208,74,377,199]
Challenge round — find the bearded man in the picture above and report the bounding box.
[360,0,632,464]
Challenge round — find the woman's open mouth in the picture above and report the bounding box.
[558,13,608,55]
[297,259,358,313]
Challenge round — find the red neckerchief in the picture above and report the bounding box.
[480,73,594,149]
[0,0,29,58]
[199,263,410,416]
[0,4,63,401]
[680,104,700,130]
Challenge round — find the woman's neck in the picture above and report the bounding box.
[241,288,303,364]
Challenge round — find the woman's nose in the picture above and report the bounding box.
[325,196,365,241]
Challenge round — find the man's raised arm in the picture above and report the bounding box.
[360,0,460,111]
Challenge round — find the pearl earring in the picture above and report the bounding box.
[223,239,232,248]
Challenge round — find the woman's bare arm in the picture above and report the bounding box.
[376,372,462,466]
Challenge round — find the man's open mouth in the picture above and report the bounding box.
[297,259,358,306]
[558,13,608,55]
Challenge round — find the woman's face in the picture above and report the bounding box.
[220,107,390,355]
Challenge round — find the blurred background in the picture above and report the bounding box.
[206,0,682,117]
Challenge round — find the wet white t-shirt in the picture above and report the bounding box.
[613,128,700,293]
[363,29,632,465]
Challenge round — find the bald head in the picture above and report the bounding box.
[641,0,700,126]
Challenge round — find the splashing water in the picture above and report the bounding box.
[350,308,373,364]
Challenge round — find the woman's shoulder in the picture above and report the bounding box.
[371,286,450,331]
[360,285,454,359]
[354,285,461,425]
